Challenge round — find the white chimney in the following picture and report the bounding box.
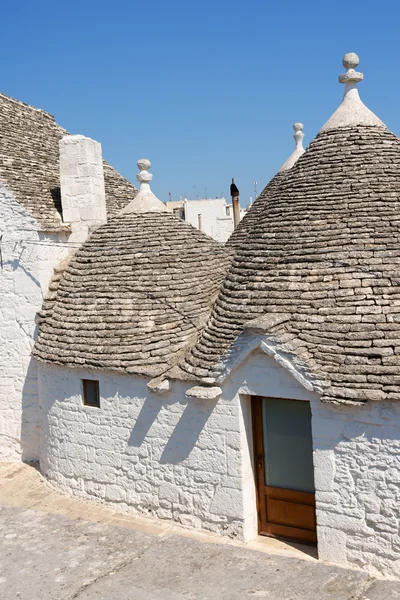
[59,135,107,242]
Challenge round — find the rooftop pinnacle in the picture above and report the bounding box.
[320,52,385,132]
[339,52,363,86]
[121,158,168,214]
[278,122,306,172]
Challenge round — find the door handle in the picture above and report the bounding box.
[257,454,263,469]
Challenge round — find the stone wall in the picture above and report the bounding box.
[0,184,68,461]
[226,349,400,578]
[312,399,400,578]
[38,347,400,577]
[59,135,106,239]
[38,363,250,538]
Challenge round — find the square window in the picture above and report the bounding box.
[82,379,100,408]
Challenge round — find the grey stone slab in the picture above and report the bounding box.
[364,579,400,599]
[79,534,370,600]
[0,504,158,600]
[1,503,396,600]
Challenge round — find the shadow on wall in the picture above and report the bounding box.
[160,398,219,463]
[20,357,40,462]
[128,398,163,448]
[128,394,218,463]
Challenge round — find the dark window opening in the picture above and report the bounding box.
[82,379,100,407]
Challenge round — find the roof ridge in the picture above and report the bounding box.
[0,91,56,121]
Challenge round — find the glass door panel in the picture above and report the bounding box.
[262,397,315,493]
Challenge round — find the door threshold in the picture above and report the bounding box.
[247,534,318,561]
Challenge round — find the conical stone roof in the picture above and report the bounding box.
[179,54,400,405]
[33,160,232,377]
[227,123,305,249]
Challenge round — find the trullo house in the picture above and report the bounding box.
[0,52,399,579]
[0,92,138,462]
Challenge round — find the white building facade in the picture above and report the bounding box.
[165,197,246,243]
[36,346,400,577]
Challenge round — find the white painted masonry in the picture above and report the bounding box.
[165,197,241,243]
[59,135,107,242]
[312,398,400,578]
[226,350,400,578]
[38,346,400,578]
[0,183,69,461]
[38,363,250,538]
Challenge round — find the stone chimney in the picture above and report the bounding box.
[59,135,107,242]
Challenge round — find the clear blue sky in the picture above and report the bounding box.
[1,1,399,205]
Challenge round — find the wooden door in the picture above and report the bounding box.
[252,396,317,546]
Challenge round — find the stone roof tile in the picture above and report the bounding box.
[179,124,400,404]
[0,92,137,230]
[227,123,305,249]
[33,210,232,376]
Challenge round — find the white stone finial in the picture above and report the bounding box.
[320,52,385,132]
[278,122,306,172]
[338,53,363,99]
[121,158,168,214]
[137,158,153,188]
[293,122,305,150]
[339,53,363,86]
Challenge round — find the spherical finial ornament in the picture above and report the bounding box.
[338,52,363,85]
[136,158,153,186]
[137,158,151,171]
[342,52,359,69]
[293,122,304,132]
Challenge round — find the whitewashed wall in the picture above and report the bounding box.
[312,399,400,578]
[38,363,250,538]
[0,184,68,461]
[165,198,235,243]
[225,349,400,578]
[38,346,400,577]
[184,198,234,243]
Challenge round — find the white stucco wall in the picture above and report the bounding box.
[184,198,234,243]
[38,363,251,538]
[0,184,69,461]
[225,349,400,578]
[165,198,235,243]
[38,345,400,577]
[312,399,400,578]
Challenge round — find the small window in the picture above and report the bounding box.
[226,206,230,216]
[82,379,100,407]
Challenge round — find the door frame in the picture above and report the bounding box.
[251,395,317,546]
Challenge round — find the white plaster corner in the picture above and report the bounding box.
[147,378,170,394]
[185,386,222,400]
[259,340,315,392]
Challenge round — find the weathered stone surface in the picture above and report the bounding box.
[79,534,371,600]
[185,385,222,399]
[33,212,232,377]
[4,502,394,600]
[0,504,158,600]
[227,172,286,249]
[0,92,138,231]
[364,580,400,599]
[181,125,400,404]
